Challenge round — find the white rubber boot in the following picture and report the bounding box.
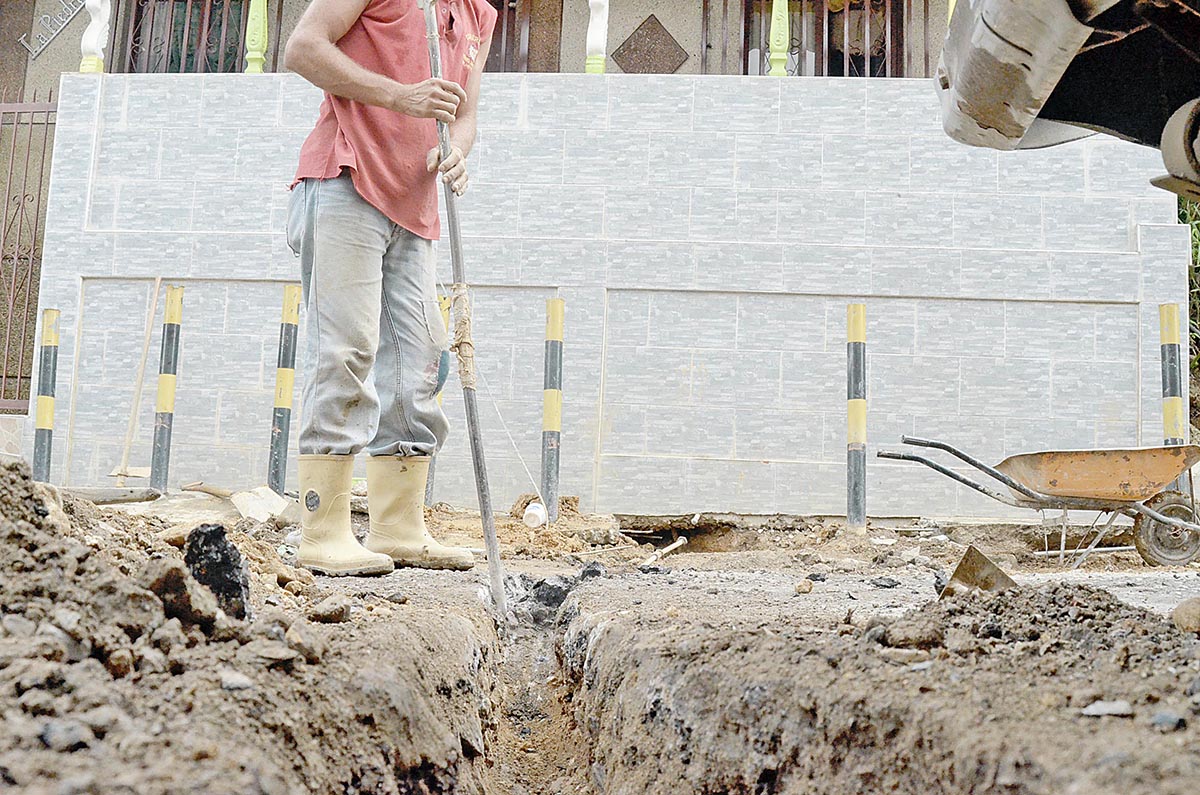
[297,455,394,577]
[364,456,475,571]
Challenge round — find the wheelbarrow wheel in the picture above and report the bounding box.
[1133,491,1200,567]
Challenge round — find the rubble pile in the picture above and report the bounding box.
[0,461,495,794]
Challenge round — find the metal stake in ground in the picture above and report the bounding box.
[31,308,60,483]
[847,304,867,533]
[542,298,564,523]
[268,284,302,496]
[425,294,452,507]
[420,0,507,618]
[150,286,184,493]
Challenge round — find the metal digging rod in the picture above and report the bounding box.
[419,0,508,620]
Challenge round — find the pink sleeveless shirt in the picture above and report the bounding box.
[292,0,497,240]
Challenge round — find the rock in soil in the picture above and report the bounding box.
[307,595,352,624]
[184,524,252,620]
[285,621,326,664]
[1173,597,1200,634]
[1081,700,1135,718]
[579,562,607,580]
[882,613,945,649]
[137,557,218,629]
[38,719,93,752]
[236,640,301,669]
[531,575,576,609]
[1150,711,1188,732]
[217,667,254,692]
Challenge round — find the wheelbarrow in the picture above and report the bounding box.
[878,436,1200,568]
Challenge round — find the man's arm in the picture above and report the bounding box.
[426,34,494,195]
[284,0,466,122]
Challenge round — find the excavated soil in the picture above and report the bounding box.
[0,461,498,794]
[3,460,1200,794]
[559,582,1200,794]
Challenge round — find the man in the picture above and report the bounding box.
[283,0,496,576]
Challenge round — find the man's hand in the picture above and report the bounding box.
[427,145,469,196]
[394,79,467,123]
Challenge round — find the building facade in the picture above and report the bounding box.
[3,1,1192,523]
[5,0,950,98]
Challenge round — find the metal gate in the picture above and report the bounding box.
[0,93,56,414]
[106,0,285,74]
[744,0,940,78]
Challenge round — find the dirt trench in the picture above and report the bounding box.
[2,460,1200,794]
[556,580,1200,795]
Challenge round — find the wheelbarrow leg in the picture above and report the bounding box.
[1059,510,1068,566]
[1071,511,1122,570]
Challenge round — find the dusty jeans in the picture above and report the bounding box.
[287,172,450,457]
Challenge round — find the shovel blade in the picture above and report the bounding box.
[939,545,1017,599]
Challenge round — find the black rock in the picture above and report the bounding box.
[869,576,901,589]
[531,576,576,609]
[806,573,827,582]
[979,619,1004,639]
[138,558,218,628]
[1150,711,1187,732]
[39,719,93,752]
[580,562,607,580]
[184,524,251,620]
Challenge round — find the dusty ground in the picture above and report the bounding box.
[2,461,1199,794]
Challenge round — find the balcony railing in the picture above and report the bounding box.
[744,0,944,78]
[105,0,283,74]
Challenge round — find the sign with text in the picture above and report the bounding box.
[19,0,87,60]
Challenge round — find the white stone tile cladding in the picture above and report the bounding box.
[27,72,1188,520]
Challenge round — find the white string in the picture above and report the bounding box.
[476,366,544,501]
[437,275,544,502]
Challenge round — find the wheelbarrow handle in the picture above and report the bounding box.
[878,450,1027,508]
[900,435,1045,501]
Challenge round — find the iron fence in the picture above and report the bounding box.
[0,91,56,415]
[107,0,285,74]
[744,0,943,78]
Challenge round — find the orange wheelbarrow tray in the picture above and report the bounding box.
[878,436,1200,567]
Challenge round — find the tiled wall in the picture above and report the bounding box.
[30,72,1189,518]
[0,417,21,458]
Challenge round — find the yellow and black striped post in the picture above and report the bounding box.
[425,295,452,507]
[542,298,565,523]
[847,304,867,533]
[268,284,302,495]
[31,308,60,483]
[1160,303,1186,447]
[150,286,184,493]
